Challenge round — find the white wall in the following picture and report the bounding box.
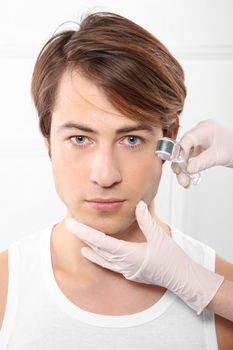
[0,0,232,262]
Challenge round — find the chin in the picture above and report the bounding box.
[75,210,135,236]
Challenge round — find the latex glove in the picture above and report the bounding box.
[171,119,233,188]
[65,200,224,315]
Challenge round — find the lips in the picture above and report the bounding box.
[86,199,125,211]
[87,198,125,203]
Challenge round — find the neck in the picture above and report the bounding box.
[50,203,171,283]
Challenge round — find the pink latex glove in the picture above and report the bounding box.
[171,119,233,188]
[65,200,224,315]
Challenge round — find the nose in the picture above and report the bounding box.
[90,146,122,188]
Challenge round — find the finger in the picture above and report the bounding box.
[187,149,216,173]
[171,162,181,174]
[65,218,106,247]
[178,122,209,157]
[184,119,213,146]
[176,172,191,188]
[81,247,123,274]
[91,242,127,261]
[135,200,157,241]
[178,133,196,158]
[65,218,125,253]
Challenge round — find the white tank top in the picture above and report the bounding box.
[0,223,218,349]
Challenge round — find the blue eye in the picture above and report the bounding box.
[69,135,145,150]
[125,136,141,148]
[68,136,87,149]
[124,136,146,149]
[74,136,86,144]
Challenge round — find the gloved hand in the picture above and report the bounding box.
[171,119,233,188]
[65,200,224,315]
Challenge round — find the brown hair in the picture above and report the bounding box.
[31,11,186,139]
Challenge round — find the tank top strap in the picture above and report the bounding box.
[0,241,20,349]
[170,224,218,350]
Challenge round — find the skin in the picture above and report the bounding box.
[41,69,233,347]
[0,68,232,347]
[44,69,176,282]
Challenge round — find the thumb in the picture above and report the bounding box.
[135,200,156,241]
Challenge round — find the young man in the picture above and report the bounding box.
[0,11,232,349]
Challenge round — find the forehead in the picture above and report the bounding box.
[52,69,161,137]
[54,69,122,116]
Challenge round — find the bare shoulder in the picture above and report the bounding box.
[0,249,9,331]
[215,255,233,350]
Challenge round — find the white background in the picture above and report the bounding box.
[0,0,232,262]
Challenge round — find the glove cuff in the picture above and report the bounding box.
[176,260,225,315]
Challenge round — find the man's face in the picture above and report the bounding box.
[47,70,164,237]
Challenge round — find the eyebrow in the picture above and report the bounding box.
[57,122,155,135]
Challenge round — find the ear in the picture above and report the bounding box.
[43,137,49,150]
[165,115,180,140]
[161,115,180,165]
[43,137,51,159]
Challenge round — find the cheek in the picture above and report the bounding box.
[50,139,80,181]
[144,163,162,199]
[50,148,82,203]
[124,153,162,196]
